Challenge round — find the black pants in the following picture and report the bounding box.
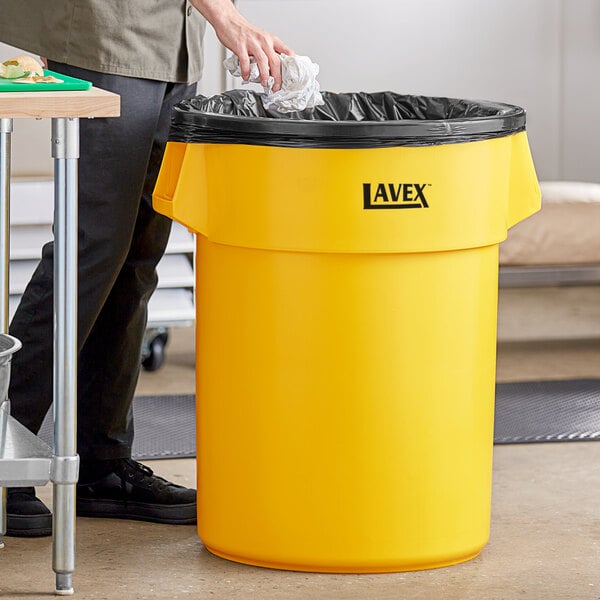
[8,62,196,460]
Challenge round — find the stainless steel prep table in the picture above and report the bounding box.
[0,87,120,595]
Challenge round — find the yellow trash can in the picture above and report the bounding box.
[153,91,540,573]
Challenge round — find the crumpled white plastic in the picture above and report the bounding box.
[223,53,324,113]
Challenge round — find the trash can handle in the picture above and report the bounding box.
[153,142,208,234]
[507,132,541,229]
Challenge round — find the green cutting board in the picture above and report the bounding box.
[0,69,91,92]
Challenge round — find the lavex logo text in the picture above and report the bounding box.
[363,183,430,210]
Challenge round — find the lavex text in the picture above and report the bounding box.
[363,183,430,210]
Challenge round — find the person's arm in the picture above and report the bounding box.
[189,0,293,91]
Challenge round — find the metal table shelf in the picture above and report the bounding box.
[0,87,120,595]
[0,408,52,486]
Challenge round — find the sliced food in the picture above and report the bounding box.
[11,74,64,84]
[0,62,26,79]
[6,55,44,76]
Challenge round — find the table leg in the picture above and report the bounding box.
[51,117,80,596]
[0,116,13,549]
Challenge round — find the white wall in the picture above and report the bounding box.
[3,0,600,183]
[561,0,600,183]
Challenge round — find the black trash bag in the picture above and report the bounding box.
[169,90,526,148]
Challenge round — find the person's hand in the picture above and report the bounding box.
[190,0,294,91]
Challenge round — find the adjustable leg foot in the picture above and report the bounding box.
[0,485,6,550]
[55,573,74,596]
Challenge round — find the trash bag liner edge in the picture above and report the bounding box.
[168,90,526,148]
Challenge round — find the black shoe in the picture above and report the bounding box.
[5,487,52,537]
[76,458,196,525]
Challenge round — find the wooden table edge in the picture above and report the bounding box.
[0,87,120,118]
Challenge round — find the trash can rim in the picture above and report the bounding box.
[171,110,525,139]
[170,92,526,146]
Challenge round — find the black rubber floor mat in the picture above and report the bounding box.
[131,394,196,459]
[37,393,197,461]
[37,380,600,459]
[494,378,600,444]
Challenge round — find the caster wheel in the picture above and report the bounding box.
[142,335,167,371]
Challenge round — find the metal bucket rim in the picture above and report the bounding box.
[0,333,22,357]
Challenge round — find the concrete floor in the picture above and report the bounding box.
[2,287,600,599]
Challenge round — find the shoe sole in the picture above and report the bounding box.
[76,498,196,525]
[6,514,53,537]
